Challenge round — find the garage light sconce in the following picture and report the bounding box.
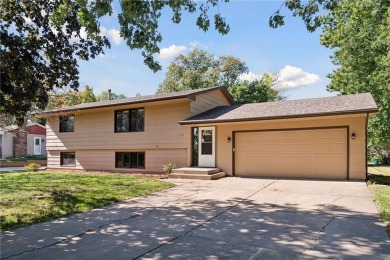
[227,136,231,143]
[351,132,356,140]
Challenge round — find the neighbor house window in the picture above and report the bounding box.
[60,152,76,166]
[59,115,75,132]
[115,152,145,168]
[115,108,144,132]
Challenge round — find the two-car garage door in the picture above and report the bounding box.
[234,127,348,179]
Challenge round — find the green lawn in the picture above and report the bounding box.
[0,171,174,231]
[368,165,390,236]
[368,164,390,176]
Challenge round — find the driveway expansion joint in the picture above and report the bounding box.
[1,212,145,259]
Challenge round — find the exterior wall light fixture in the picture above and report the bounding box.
[351,132,356,140]
[227,136,231,143]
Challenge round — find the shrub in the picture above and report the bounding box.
[163,163,176,174]
[25,163,41,172]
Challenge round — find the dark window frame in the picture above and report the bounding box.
[115,152,145,169]
[191,127,199,166]
[59,115,75,133]
[60,152,76,167]
[114,108,144,133]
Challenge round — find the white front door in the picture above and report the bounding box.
[198,126,215,167]
[34,137,41,155]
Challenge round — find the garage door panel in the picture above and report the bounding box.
[315,143,330,152]
[331,129,346,139]
[331,143,344,152]
[235,128,347,179]
[312,130,330,139]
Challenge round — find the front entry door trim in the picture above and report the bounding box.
[198,126,216,167]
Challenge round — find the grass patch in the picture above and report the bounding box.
[368,164,390,237]
[368,164,390,176]
[369,184,390,236]
[0,171,174,231]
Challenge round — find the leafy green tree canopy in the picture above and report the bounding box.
[45,85,97,110]
[229,73,285,104]
[272,0,389,163]
[96,91,127,101]
[157,49,283,103]
[320,0,390,163]
[157,49,248,93]
[1,0,230,124]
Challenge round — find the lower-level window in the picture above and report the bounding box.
[115,152,145,168]
[60,152,76,166]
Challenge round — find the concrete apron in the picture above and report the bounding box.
[1,178,389,259]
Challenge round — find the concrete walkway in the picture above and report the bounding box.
[1,178,389,259]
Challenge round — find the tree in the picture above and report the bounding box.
[157,49,248,93]
[77,85,96,104]
[0,113,16,127]
[271,0,390,164]
[229,73,285,104]
[1,0,230,124]
[269,0,338,32]
[157,49,284,103]
[96,91,127,101]
[320,0,390,163]
[45,85,97,110]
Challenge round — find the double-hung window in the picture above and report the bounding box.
[115,108,144,132]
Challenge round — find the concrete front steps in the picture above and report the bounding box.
[170,167,226,180]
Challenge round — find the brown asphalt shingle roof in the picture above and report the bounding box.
[39,86,234,114]
[179,93,378,124]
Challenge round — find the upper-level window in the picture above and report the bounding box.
[115,108,144,132]
[59,115,75,132]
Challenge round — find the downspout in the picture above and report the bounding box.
[365,113,369,180]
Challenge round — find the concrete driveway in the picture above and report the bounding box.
[1,178,389,259]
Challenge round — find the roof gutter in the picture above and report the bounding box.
[36,96,193,116]
[178,108,379,125]
[36,86,235,116]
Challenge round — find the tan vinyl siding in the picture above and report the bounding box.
[214,114,367,180]
[46,101,192,171]
[47,150,83,170]
[46,101,191,150]
[47,149,187,172]
[190,89,231,117]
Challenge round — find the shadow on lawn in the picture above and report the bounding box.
[1,193,389,259]
[368,171,390,185]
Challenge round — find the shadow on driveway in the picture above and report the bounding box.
[1,178,389,259]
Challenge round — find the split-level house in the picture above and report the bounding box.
[40,87,378,180]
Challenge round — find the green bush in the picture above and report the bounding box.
[25,155,47,160]
[4,157,26,161]
[25,163,41,172]
[163,163,176,174]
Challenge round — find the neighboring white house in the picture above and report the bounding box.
[0,123,47,159]
[0,130,14,159]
